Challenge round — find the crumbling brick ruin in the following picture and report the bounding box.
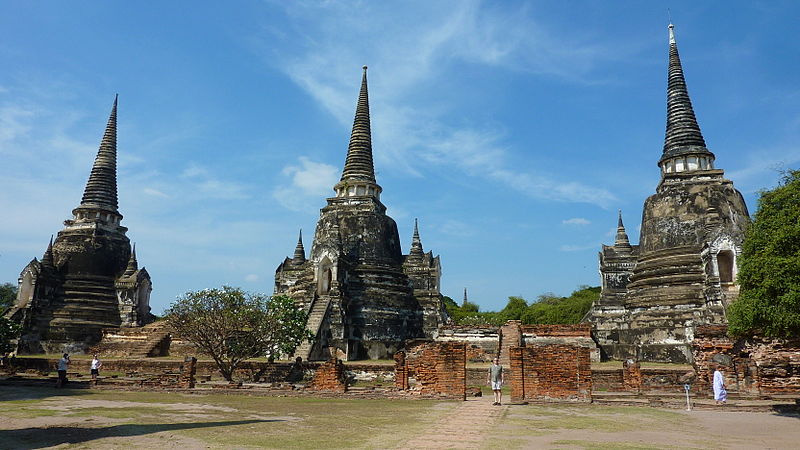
[622,359,642,393]
[692,325,800,396]
[394,341,466,400]
[586,24,749,363]
[274,67,445,361]
[509,344,592,403]
[310,353,347,393]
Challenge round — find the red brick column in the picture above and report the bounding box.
[436,342,466,400]
[394,351,408,390]
[499,321,523,368]
[622,359,642,393]
[509,346,525,403]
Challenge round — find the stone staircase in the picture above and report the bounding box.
[294,295,331,360]
[90,322,171,357]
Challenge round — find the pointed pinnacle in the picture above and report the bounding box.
[661,23,712,162]
[410,218,424,256]
[123,243,138,277]
[615,211,632,249]
[293,229,306,264]
[80,96,119,212]
[340,66,376,183]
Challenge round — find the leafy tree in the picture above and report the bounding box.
[521,286,600,325]
[499,296,528,321]
[729,170,800,338]
[0,317,21,354]
[165,287,312,381]
[0,283,17,314]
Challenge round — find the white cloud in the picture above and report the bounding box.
[257,1,619,208]
[273,157,339,211]
[245,274,260,282]
[562,218,591,226]
[143,187,169,198]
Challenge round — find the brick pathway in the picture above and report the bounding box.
[398,398,507,449]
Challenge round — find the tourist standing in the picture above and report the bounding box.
[713,365,727,405]
[90,354,102,380]
[487,357,504,406]
[56,353,70,388]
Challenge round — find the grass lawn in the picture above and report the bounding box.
[0,386,451,449]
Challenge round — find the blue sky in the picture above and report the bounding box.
[1,1,798,314]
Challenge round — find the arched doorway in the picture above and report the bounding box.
[717,250,735,283]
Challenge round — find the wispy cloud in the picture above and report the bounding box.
[273,157,339,211]
[256,0,619,207]
[563,218,591,226]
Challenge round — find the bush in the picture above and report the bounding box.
[728,170,800,338]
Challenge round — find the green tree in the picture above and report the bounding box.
[0,282,17,314]
[165,287,312,381]
[499,296,528,321]
[0,317,21,354]
[521,286,600,325]
[729,170,800,338]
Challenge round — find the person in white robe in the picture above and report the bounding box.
[713,365,727,405]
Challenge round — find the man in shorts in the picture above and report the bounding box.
[487,357,504,405]
[90,354,102,381]
[56,353,70,388]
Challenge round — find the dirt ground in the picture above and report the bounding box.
[0,386,798,449]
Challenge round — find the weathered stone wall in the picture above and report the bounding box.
[509,344,592,403]
[395,341,466,400]
[435,325,499,362]
[692,325,800,395]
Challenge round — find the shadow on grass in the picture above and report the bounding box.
[1,419,278,448]
[0,385,89,402]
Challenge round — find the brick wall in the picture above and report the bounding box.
[622,359,642,393]
[509,344,592,402]
[394,351,408,390]
[499,321,522,367]
[396,341,466,400]
[693,325,800,395]
[310,355,347,392]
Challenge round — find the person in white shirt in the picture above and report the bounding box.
[90,354,102,380]
[56,353,70,388]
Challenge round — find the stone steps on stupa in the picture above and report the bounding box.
[294,296,331,359]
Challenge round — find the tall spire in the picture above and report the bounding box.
[123,243,138,277]
[340,66,376,183]
[80,95,119,212]
[292,230,306,264]
[615,210,632,250]
[410,218,424,256]
[661,23,712,163]
[463,288,468,307]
